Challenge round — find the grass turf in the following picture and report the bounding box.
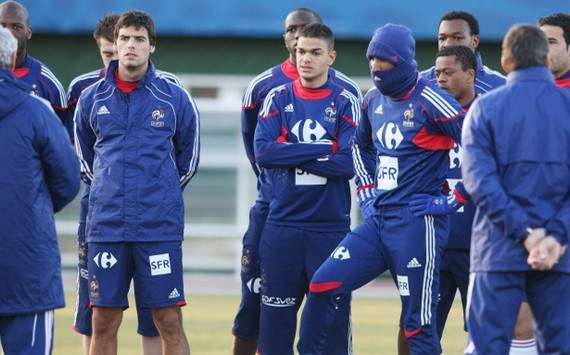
[48,293,467,354]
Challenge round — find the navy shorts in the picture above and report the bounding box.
[74,229,160,336]
[87,241,186,309]
[0,311,54,355]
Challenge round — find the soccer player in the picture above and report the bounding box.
[234,7,360,355]
[539,13,570,88]
[0,1,68,134]
[74,11,199,355]
[298,23,464,355]
[430,45,477,348]
[67,13,185,355]
[0,26,80,355]
[254,23,359,355]
[462,24,570,355]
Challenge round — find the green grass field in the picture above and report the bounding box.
[50,293,468,354]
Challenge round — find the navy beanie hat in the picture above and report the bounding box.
[366,23,416,67]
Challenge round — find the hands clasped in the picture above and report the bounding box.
[524,228,567,271]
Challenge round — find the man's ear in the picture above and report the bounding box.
[150,45,156,54]
[328,49,337,66]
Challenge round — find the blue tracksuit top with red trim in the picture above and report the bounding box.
[435,58,506,250]
[353,76,464,208]
[254,77,359,231]
[13,55,68,135]
[242,59,361,204]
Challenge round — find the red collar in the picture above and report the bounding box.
[292,79,332,100]
[556,78,570,88]
[281,59,299,80]
[115,70,139,93]
[12,67,29,78]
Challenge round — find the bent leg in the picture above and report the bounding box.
[298,218,387,355]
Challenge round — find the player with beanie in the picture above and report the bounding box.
[297,24,465,355]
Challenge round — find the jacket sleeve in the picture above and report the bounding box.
[299,92,358,179]
[421,85,465,145]
[241,104,261,177]
[254,89,334,168]
[352,96,377,204]
[546,197,570,245]
[176,89,200,189]
[66,82,81,142]
[37,100,80,212]
[462,99,531,241]
[39,69,70,139]
[73,96,96,185]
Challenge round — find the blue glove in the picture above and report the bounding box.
[408,193,461,217]
[361,198,377,220]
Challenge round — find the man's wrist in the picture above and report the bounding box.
[519,227,534,244]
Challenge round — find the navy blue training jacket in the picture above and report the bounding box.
[0,69,79,315]
[462,66,570,272]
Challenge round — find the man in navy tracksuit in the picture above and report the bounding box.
[0,27,80,355]
[235,8,361,355]
[298,24,464,355]
[67,13,185,355]
[74,11,199,355]
[254,23,359,355]
[427,45,478,343]
[462,25,570,355]
[0,1,68,134]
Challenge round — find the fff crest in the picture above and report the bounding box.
[403,104,414,127]
[151,108,165,127]
[324,106,337,123]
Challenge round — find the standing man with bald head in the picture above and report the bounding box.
[234,7,360,355]
[0,1,68,136]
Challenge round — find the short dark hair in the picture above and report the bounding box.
[436,45,477,72]
[93,13,119,43]
[114,10,156,46]
[539,12,570,47]
[503,24,548,70]
[298,23,334,49]
[290,7,322,24]
[440,11,480,36]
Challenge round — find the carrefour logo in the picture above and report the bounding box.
[291,119,326,142]
[449,143,463,169]
[376,122,403,149]
[93,252,117,269]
